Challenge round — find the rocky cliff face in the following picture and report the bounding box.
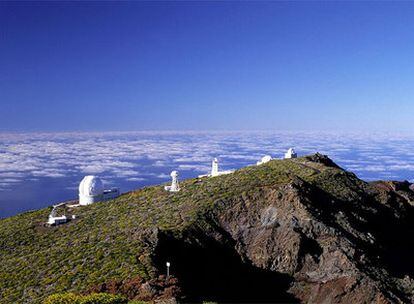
[2,154,414,303]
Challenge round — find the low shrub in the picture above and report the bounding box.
[43,293,127,304]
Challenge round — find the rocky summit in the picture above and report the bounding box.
[2,154,414,303]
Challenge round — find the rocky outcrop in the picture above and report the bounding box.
[87,275,181,303]
[214,180,396,303]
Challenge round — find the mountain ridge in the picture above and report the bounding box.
[1,154,414,303]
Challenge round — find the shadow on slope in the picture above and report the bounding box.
[152,231,299,303]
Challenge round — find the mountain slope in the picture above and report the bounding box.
[1,154,414,303]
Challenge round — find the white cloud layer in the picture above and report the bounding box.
[1,131,414,191]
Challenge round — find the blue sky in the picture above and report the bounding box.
[1,1,414,132]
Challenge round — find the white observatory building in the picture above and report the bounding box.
[211,157,233,177]
[47,204,68,226]
[78,175,120,205]
[165,170,180,192]
[284,148,297,159]
[199,158,234,178]
[257,155,272,165]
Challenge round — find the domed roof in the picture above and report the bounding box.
[79,175,104,197]
[170,170,178,177]
[261,155,272,162]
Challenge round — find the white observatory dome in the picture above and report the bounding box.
[79,175,105,205]
[257,155,272,165]
[284,148,297,159]
[261,155,272,163]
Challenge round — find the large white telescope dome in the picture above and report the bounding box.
[79,175,104,205]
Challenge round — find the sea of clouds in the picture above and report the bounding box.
[1,131,414,218]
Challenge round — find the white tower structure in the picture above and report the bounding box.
[165,170,180,192]
[284,148,297,159]
[198,157,234,178]
[211,158,219,177]
[257,155,272,165]
[79,175,105,205]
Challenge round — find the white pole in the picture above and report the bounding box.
[166,261,170,278]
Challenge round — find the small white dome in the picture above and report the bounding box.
[79,175,104,197]
[257,155,273,165]
[261,155,272,163]
[284,147,297,159]
[170,171,178,178]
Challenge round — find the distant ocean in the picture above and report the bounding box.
[1,131,414,218]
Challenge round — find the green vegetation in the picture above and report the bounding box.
[43,293,127,304]
[0,155,353,303]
